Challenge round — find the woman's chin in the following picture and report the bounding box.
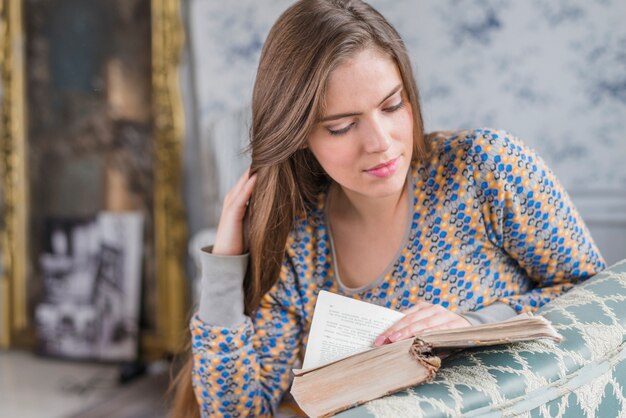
[358,169,409,198]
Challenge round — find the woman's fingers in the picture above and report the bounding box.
[223,170,256,217]
[401,300,431,315]
[225,168,252,204]
[213,168,257,256]
[233,167,251,192]
[241,173,257,204]
[389,315,451,342]
[381,304,438,337]
[374,303,471,346]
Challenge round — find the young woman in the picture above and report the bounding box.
[171,0,606,416]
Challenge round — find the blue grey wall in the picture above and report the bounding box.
[184,0,626,264]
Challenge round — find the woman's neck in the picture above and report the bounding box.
[329,181,409,229]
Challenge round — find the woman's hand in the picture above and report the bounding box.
[212,168,257,256]
[373,301,471,346]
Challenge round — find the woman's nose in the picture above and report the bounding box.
[362,116,392,153]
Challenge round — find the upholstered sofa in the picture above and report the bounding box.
[334,259,626,418]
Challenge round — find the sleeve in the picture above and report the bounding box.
[470,128,606,313]
[461,302,518,325]
[191,255,303,417]
[197,246,248,328]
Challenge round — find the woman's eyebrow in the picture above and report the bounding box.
[319,84,403,122]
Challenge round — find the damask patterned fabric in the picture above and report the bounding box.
[338,259,626,417]
[190,128,606,417]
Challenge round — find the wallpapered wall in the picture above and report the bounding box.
[183,0,626,264]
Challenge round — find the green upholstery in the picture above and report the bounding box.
[337,259,626,417]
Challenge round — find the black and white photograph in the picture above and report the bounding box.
[35,212,144,361]
[39,217,100,304]
[95,213,144,361]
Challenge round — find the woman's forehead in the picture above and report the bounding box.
[323,48,402,112]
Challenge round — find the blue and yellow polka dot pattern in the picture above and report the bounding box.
[191,128,605,417]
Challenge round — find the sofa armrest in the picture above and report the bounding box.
[338,259,626,418]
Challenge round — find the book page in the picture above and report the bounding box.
[301,290,405,370]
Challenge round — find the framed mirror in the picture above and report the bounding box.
[0,0,188,358]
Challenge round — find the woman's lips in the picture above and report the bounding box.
[365,157,399,178]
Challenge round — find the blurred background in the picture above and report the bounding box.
[1,1,624,417]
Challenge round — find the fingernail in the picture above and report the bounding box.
[390,332,402,342]
[373,335,385,347]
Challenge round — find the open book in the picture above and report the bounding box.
[291,291,562,418]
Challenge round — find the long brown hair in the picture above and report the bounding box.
[170,1,430,416]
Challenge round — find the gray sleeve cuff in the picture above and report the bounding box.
[461,302,518,325]
[198,245,249,328]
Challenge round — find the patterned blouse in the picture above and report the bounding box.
[190,128,606,417]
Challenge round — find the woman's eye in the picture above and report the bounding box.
[328,122,355,136]
[384,101,405,113]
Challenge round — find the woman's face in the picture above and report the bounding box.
[307,47,414,200]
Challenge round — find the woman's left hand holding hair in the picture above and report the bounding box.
[374,302,471,346]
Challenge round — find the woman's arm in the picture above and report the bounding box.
[471,128,606,313]
[190,168,303,417]
[191,253,302,417]
[197,167,255,328]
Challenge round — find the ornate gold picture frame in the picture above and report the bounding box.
[0,0,188,357]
